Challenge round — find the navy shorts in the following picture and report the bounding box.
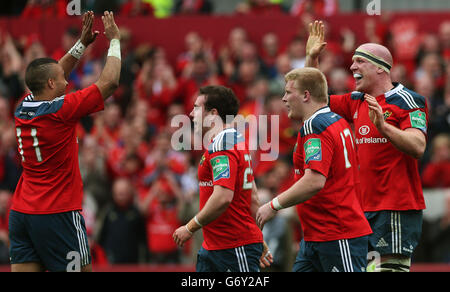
[196,243,263,272]
[365,210,423,257]
[292,236,369,272]
[9,210,91,272]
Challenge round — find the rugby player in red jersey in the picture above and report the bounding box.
[9,11,121,272]
[306,21,427,272]
[257,67,372,272]
[172,85,272,272]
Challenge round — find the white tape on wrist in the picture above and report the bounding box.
[271,197,283,211]
[107,39,121,60]
[68,39,86,60]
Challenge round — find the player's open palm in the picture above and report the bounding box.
[306,20,327,59]
[80,11,99,46]
[365,94,385,130]
[102,11,120,41]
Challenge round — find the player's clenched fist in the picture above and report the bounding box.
[101,11,120,41]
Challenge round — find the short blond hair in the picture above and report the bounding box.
[285,67,328,103]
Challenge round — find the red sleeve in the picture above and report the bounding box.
[329,93,354,122]
[56,84,104,122]
[208,150,239,191]
[396,106,428,135]
[302,133,333,178]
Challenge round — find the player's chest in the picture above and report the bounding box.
[198,153,214,190]
[292,138,305,180]
[352,100,399,139]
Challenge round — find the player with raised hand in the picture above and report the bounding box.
[256,67,372,272]
[9,11,121,272]
[305,20,428,272]
[172,85,272,272]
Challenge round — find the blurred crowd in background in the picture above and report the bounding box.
[0,0,449,271]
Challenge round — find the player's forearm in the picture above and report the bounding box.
[95,39,121,100]
[59,54,79,80]
[305,55,319,68]
[276,170,325,209]
[59,39,88,80]
[186,186,233,233]
[378,124,426,159]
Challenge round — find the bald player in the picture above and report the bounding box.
[305,21,428,272]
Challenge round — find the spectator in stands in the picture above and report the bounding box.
[260,32,281,79]
[328,67,353,95]
[79,135,111,212]
[439,21,450,62]
[134,52,177,130]
[120,0,155,16]
[235,0,283,15]
[217,27,248,78]
[21,0,67,19]
[0,33,25,102]
[287,37,306,69]
[422,133,450,188]
[174,0,213,15]
[269,53,293,95]
[0,189,11,264]
[290,0,338,17]
[139,175,184,263]
[97,177,147,264]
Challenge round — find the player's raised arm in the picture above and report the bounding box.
[305,20,327,68]
[94,11,121,100]
[59,11,99,79]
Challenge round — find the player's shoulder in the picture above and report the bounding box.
[15,93,66,120]
[330,91,365,101]
[208,128,245,154]
[300,106,343,137]
[385,83,426,110]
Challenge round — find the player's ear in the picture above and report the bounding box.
[303,90,311,102]
[47,78,55,90]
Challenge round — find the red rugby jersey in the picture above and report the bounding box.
[293,107,372,242]
[329,83,427,212]
[197,128,263,250]
[12,84,104,214]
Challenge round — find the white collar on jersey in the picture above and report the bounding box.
[385,83,404,97]
[303,106,331,124]
[22,95,65,107]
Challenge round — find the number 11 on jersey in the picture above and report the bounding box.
[16,127,43,162]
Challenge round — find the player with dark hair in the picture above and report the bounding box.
[306,21,428,272]
[9,11,121,272]
[256,67,372,272]
[172,85,272,272]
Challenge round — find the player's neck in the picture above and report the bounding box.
[366,78,394,97]
[208,124,233,140]
[302,103,328,123]
[32,91,57,102]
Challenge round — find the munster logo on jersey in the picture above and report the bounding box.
[304,138,322,164]
[210,155,230,181]
[383,110,392,120]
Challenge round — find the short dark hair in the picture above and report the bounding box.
[25,58,58,95]
[200,85,240,123]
